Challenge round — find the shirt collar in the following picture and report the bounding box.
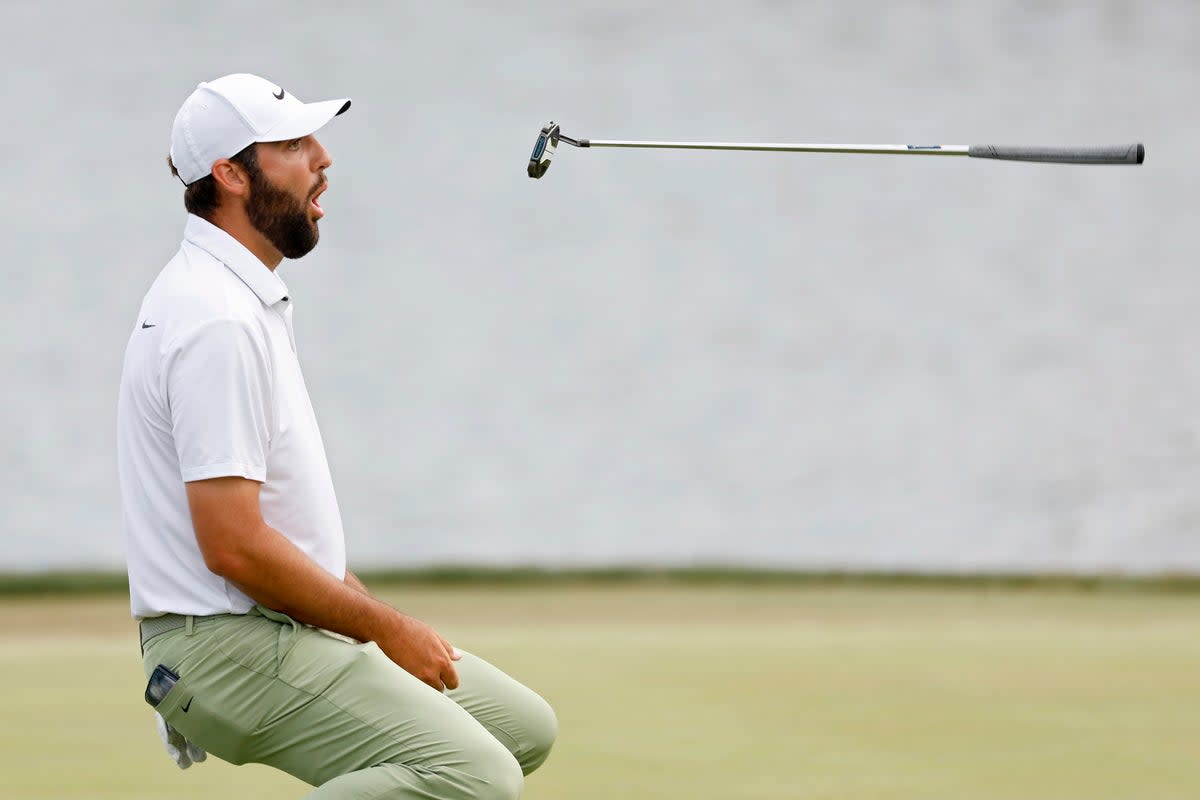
[182,214,291,308]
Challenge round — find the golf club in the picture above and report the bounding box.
[527,121,1145,179]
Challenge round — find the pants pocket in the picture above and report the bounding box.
[156,673,256,765]
[144,611,305,766]
[211,609,293,678]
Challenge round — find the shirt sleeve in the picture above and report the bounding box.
[164,317,274,483]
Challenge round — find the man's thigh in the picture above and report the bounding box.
[144,610,512,787]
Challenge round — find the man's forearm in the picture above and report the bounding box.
[216,522,392,643]
[345,569,370,596]
[186,476,458,690]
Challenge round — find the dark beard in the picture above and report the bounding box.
[245,167,320,259]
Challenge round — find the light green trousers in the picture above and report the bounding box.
[142,607,557,799]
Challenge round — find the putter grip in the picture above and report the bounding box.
[969,143,1144,165]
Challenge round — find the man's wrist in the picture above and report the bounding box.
[347,595,399,645]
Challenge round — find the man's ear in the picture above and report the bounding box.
[211,158,250,198]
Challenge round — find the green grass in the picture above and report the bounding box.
[1,584,1197,799]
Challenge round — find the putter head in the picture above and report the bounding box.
[527,122,559,179]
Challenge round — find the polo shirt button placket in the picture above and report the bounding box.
[280,300,297,353]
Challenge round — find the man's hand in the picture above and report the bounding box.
[373,614,462,692]
[155,713,207,769]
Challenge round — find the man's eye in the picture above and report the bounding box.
[287,139,302,151]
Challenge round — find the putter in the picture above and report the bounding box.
[527,121,1145,179]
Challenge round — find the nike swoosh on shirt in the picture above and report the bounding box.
[141,321,156,329]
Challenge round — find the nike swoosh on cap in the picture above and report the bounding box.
[273,88,285,100]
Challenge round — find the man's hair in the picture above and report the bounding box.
[167,145,260,219]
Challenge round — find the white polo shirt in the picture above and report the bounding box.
[118,214,346,619]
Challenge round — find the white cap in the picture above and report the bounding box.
[170,73,351,185]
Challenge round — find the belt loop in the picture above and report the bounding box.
[185,615,195,636]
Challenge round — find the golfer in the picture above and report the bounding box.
[117,74,556,799]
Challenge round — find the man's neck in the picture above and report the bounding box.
[206,209,283,270]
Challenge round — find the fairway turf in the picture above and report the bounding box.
[1,584,1197,799]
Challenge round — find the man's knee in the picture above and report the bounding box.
[515,695,558,775]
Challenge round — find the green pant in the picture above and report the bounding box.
[142,607,557,799]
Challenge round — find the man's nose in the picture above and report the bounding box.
[311,136,333,171]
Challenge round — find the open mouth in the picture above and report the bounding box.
[309,182,328,218]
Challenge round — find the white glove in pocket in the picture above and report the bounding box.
[155,712,207,769]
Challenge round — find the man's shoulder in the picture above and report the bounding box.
[145,242,268,343]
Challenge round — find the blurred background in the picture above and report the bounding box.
[3,4,1199,799]
[2,0,1198,575]
[2,0,1200,575]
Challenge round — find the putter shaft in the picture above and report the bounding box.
[582,140,970,156]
